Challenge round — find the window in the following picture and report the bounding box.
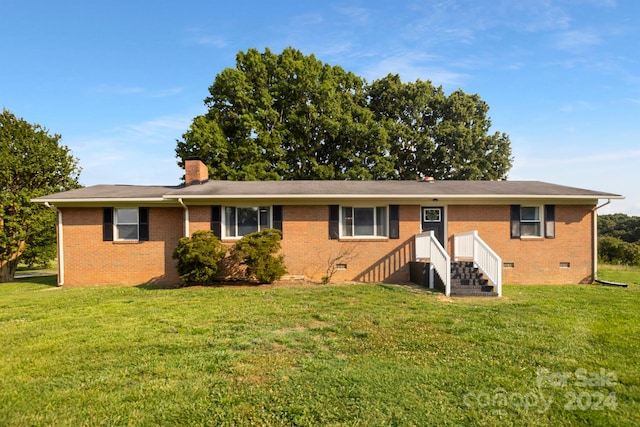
[423,208,441,222]
[103,207,149,242]
[212,205,282,239]
[341,206,387,237]
[224,206,271,238]
[520,206,541,237]
[115,208,139,240]
[510,205,555,239]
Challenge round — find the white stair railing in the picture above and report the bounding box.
[415,231,451,296]
[454,231,502,296]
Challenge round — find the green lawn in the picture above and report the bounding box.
[1,273,639,426]
[598,264,640,286]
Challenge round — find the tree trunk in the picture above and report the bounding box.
[0,259,18,282]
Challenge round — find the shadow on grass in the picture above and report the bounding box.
[135,282,184,291]
[13,274,58,287]
[135,279,269,291]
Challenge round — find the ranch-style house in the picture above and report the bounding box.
[33,158,623,296]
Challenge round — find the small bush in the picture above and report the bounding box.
[599,236,640,266]
[230,229,287,283]
[172,231,227,286]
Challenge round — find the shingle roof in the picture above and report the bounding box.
[166,180,620,198]
[33,180,622,204]
[33,185,179,201]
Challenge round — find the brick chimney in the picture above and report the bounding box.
[184,157,208,185]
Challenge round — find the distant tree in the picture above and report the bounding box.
[176,47,512,181]
[599,213,640,244]
[0,109,81,281]
[598,236,640,266]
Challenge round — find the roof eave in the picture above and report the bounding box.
[32,197,169,204]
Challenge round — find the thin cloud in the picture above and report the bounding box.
[184,28,227,48]
[554,29,602,51]
[559,101,595,113]
[90,84,145,95]
[68,114,196,185]
[362,52,467,87]
[149,87,184,98]
[332,6,371,25]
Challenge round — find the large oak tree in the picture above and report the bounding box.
[0,109,80,282]
[176,47,512,181]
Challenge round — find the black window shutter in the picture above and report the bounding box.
[272,205,283,237]
[389,205,400,239]
[545,205,556,239]
[510,205,521,239]
[139,207,149,241]
[328,205,339,240]
[211,205,222,239]
[103,208,114,241]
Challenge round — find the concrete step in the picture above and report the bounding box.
[450,290,499,297]
[451,279,489,287]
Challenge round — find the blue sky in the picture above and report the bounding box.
[2,0,638,214]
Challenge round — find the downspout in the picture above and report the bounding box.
[178,198,189,237]
[44,202,64,286]
[592,199,611,281]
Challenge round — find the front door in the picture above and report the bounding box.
[421,207,444,246]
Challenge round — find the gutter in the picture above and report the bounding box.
[44,202,64,286]
[178,198,189,237]
[162,193,624,201]
[592,199,612,282]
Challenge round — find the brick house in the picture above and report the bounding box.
[33,158,622,295]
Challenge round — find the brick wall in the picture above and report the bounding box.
[60,207,183,286]
[278,205,419,283]
[447,204,594,284]
[189,204,420,283]
[59,203,595,286]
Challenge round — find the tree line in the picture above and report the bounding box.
[598,214,640,266]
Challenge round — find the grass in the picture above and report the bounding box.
[598,263,640,286]
[0,273,639,426]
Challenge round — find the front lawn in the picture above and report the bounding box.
[1,277,638,426]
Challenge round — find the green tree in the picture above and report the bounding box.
[176,47,512,181]
[598,236,640,266]
[176,47,392,180]
[0,109,81,282]
[599,213,640,244]
[368,74,512,180]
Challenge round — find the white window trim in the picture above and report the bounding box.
[520,205,544,238]
[339,205,389,239]
[114,207,139,241]
[222,205,272,239]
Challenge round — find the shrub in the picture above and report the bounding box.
[230,229,287,283]
[599,236,640,266]
[172,231,227,286]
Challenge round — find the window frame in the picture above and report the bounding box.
[519,205,543,238]
[114,207,140,241]
[423,208,441,223]
[340,205,389,239]
[223,205,272,239]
